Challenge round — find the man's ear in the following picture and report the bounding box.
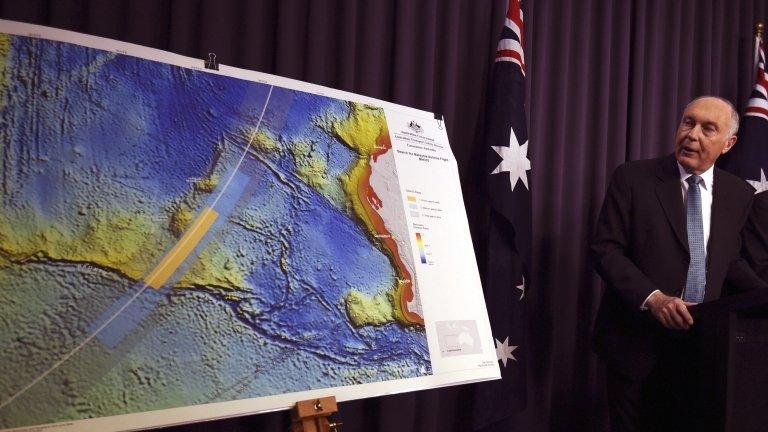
[722,135,737,154]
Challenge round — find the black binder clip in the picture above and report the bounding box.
[204,52,218,71]
[435,113,444,130]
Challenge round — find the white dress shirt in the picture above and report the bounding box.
[640,162,715,309]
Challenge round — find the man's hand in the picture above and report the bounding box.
[646,291,696,330]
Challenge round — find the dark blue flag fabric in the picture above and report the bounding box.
[471,0,531,429]
[719,32,768,191]
[719,30,768,280]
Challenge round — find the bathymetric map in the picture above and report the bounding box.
[0,20,498,432]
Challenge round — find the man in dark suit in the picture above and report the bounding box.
[591,96,768,431]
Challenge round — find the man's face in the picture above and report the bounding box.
[675,97,737,174]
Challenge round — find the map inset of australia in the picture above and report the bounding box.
[0,33,428,429]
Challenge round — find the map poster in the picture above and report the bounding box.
[0,20,499,432]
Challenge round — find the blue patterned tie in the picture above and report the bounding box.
[684,175,706,303]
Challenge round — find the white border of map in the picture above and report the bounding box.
[0,19,500,432]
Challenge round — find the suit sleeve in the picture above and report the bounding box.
[590,165,660,309]
[725,191,768,294]
[741,192,768,283]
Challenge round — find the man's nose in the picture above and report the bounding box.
[687,124,702,140]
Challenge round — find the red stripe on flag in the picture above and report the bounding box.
[746,106,768,117]
[758,69,768,89]
[507,0,525,47]
[496,49,523,64]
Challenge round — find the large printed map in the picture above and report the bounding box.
[0,32,431,430]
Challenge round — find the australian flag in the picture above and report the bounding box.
[719,29,768,191]
[719,27,768,277]
[471,0,531,430]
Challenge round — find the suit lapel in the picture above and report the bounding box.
[655,155,688,251]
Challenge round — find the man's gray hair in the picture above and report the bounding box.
[686,95,740,137]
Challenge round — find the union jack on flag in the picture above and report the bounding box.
[746,36,768,121]
[494,0,526,74]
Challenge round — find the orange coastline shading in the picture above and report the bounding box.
[358,131,424,325]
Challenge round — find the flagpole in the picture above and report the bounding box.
[755,22,764,80]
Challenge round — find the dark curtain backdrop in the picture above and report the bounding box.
[2,1,767,431]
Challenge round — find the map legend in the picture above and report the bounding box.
[416,232,427,263]
[407,195,420,217]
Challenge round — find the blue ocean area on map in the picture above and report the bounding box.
[0,33,430,429]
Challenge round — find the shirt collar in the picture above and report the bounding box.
[677,161,714,190]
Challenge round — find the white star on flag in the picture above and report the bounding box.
[747,168,768,194]
[516,276,525,300]
[491,126,531,191]
[495,336,518,367]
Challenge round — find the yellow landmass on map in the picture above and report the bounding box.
[332,103,383,157]
[0,210,164,280]
[177,241,246,290]
[193,174,219,193]
[168,205,194,237]
[290,139,330,191]
[0,33,11,109]
[0,208,248,291]
[329,102,388,235]
[244,128,280,153]
[297,155,329,189]
[344,289,395,327]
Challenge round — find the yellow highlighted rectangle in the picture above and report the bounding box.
[407,195,417,202]
[144,207,219,289]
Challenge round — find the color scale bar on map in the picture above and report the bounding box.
[415,232,427,264]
